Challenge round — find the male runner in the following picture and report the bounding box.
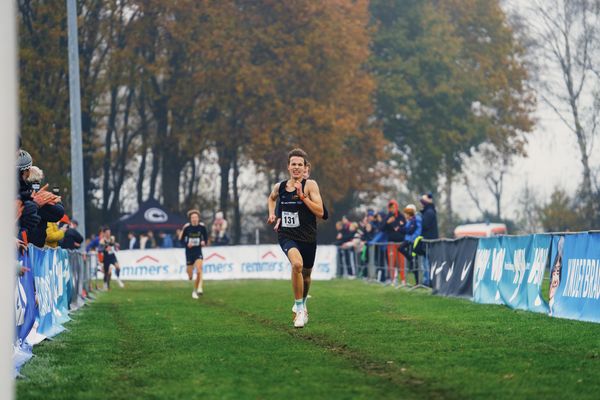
[98,228,124,289]
[179,209,208,299]
[267,148,324,328]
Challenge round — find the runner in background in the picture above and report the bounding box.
[179,210,208,299]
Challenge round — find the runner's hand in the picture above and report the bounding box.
[267,214,276,224]
[201,241,206,246]
[294,181,303,198]
[274,218,281,231]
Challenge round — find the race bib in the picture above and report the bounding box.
[282,211,300,228]
[189,237,201,246]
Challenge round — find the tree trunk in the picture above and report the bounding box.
[232,148,241,244]
[187,157,196,206]
[443,165,454,236]
[217,145,232,219]
[161,144,183,212]
[149,96,167,201]
[102,86,118,221]
[109,86,136,217]
[137,93,149,206]
[149,145,160,200]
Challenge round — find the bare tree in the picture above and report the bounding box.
[462,147,510,221]
[530,0,600,201]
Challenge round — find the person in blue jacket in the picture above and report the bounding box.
[401,204,422,284]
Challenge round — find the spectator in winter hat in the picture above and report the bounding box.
[16,155,64,247]
[419,193,438,240]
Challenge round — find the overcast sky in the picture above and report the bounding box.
[454,0,599,223]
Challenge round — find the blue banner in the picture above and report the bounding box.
[16,251,36,345]
[14,251,36,375]
[30,246,65,338]
[549,233,600,323]
[473,235,550,313]
[53,249,70,325]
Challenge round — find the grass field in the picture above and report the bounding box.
[17,279,600,400]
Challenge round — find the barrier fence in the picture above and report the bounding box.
[13,234,600,376]
[14,245,96,377]
[337,242,429,288]
[338,232,600,324]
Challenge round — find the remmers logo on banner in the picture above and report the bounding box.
[242,251,286,273]
[122,253,169,277]
[204,252,234,274]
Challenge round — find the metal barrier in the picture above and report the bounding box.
[336,242,430,289]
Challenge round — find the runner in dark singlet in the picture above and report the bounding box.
[267,148,324,328]
[179,210,208,299]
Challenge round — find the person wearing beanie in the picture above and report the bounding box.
[384,199,406,285]
[419,193,438,240]
[401,204,422,284]
[16,157,64,248]
[419,193,438,286]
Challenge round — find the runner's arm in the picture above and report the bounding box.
[303,180,324,218]
[267,183,280,224]
[200,225,208,246]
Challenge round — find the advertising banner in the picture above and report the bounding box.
[473,235,550,313]
[428,238,478,298]
[30,246,65,338]
[114,245,337,281]
[549,233,600,323]
[16,251,36,346]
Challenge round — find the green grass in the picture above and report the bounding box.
[17,279,600,400]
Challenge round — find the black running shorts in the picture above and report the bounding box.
[186,250,203,266]
[278,237,317,269]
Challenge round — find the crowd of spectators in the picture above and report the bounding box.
[83,210,230,252]
[16,149,86,260]
[334,193,439,285]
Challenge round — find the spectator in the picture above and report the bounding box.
[139,232,149,249]
[418,193,439,286]
[127,231,139,249]
[146,230,157,248]
[159,231,174,248]
[420,193,439,239]
[86,230,101,252]
[211,211,229,246]
[17,159,64,248]
[384,200,406,285]
[45,221,66,248]
[60,219,84,250]
[173,229,184,248]
[400,204,422,284]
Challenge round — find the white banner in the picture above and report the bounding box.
[112,245,337,281]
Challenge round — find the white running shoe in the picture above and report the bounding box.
[192,291,199,299]
[117,278,125,288]
[294,309,305,328]
[292,303,309,324]
[197,288,203,296]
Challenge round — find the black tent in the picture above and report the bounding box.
[113,198,187,233]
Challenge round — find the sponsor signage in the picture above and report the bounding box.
[428,238,478,298]
[114,245,337,281]
[549,233,600,323]
[473,235,550,313]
